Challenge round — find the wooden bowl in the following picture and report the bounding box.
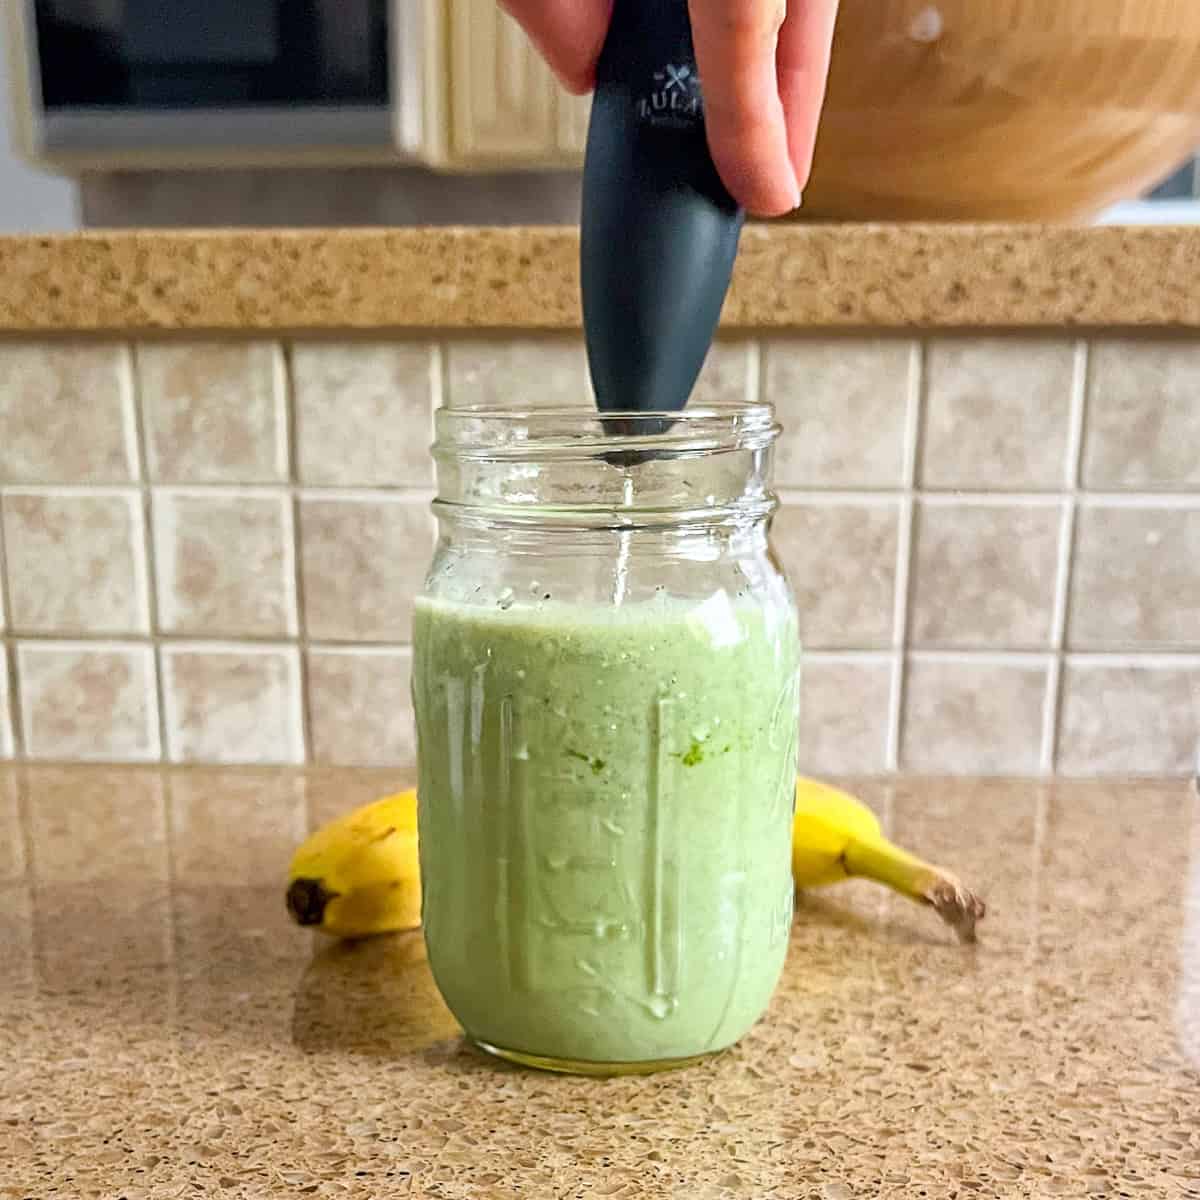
[800,0,1200,221]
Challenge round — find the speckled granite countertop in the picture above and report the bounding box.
[1,767,1197,1198]
[3,225,1200,333]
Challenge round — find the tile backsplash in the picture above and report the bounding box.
[0,333,1196,777]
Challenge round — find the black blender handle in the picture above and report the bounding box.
[581,0,745,415]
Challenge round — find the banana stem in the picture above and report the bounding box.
[842,837,986,944]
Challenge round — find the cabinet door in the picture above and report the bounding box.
[449,2,556,159]
[447,1,590,165]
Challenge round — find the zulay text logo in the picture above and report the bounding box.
[636,62,703,126]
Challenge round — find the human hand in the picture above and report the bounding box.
[500,0,839,216]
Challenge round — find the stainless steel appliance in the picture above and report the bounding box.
[8,0,442,167]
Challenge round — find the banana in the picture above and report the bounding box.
[287,778,985,944]
[286,789,421,938]
[792,777,986,942]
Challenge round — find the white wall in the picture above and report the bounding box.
[0,11,77,232]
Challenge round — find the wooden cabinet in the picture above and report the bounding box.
[445,1,590,166]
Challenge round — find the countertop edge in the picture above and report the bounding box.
[2,224,1200,333]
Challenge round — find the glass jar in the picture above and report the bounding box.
[413,405,799,1075]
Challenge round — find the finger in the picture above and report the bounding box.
[500,0,614,94]
[776,0,839,189]
[688,0,799,216]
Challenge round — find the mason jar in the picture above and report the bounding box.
[413,405,799,1075]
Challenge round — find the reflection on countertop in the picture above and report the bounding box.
[1,766,1197,1198]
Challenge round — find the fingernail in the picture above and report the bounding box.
[793,189,804,212]
[789,173,803,210]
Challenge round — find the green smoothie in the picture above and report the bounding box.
[413,591,799,1067]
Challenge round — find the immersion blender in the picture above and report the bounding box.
[581,0,746,416]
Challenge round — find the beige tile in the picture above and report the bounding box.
[772,499,900,649]
[0,342,136,483]
[293,341,436,486]
[901,657,1049,774]
[910,500,1063,649]
[168,769,305,883]
[1084,339,1200,489]
[445,336,590,408]
[26,767,167,882]
[798,657,893,775]
[765,336,914,487]
[17,643,160,762]
[0,767,23,880]
[691,339,755,406]
[1068,502,1200,650]
[299,495,431,642]
[0,647,12,760]
[920,338,1076,489]
[138,341,288,483]
[307,648,415,766]
[1057,661,1200,776]
[2,489,149,634]
[162,645,304,765]
[153,489,296,637]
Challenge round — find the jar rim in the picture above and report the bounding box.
[433,403,778,462]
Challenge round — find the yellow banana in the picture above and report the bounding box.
[286,789,421,938]
[792,777,986,942]
[287,778,984,944]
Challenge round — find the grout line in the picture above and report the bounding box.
[161,638,313,656]
[907,649,1056,667]
[137,483,302,501]
[911,492,1071,508]
[0,481,440,501]
[1043,339,1089,773]
[428,341,443,480]
[120,342,143,484]
[892,494,915,654]
[901,340,923,490]
[271,341,291,482]
[886,341,926,772]
[18,637,1181,665]
[1039,658,1061,777]
[1,630,418,651]
[438,336,452,410]
[126,343,169,764]
[1,641,21,760]
[19,479,1183,501]
[776,489,911,506]
[1064,339,1089,494]
[747,338,763,407]
[4,477,1187,506]
[306,643,414,658]
[293,486,438,504]
[36,477,1173,506]
[778,489,1200,504]
[1074,492,1200,509]
[884,651,904,773]
[1063,652,1200,668]
[801,649,896,664]
[0,494,26,758]
[283,342,313,765]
